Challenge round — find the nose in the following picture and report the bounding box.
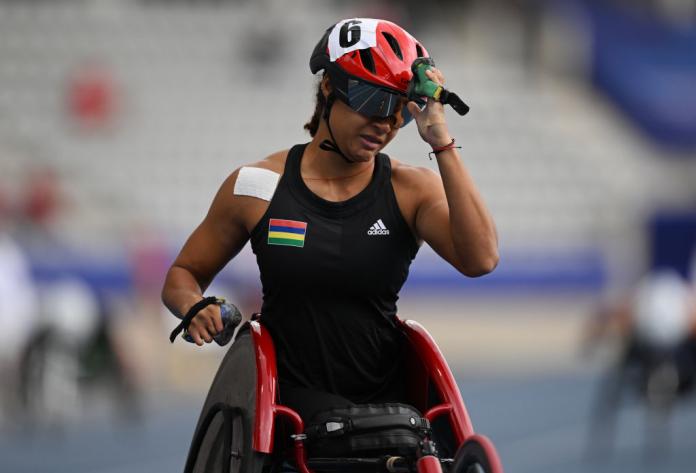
[371,114,398,131]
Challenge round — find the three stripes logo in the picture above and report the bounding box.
[367,219,390,236]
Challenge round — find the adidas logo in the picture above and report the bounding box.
[367,219,390,236]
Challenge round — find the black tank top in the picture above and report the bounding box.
[250,143,419,403]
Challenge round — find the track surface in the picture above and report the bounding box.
[2,371,695,473]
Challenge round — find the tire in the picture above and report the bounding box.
[450,436,503,473]
[184,328,267,473]
[185,404,255,473]
[18,327,81,427]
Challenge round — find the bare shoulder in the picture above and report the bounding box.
[219,149,289,191]
[217,149,288,197]
[390,157,442,193]
[245,149,288,175]
[209,150,288,231]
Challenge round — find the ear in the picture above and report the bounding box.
[320,74,333,99]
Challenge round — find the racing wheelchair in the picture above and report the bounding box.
[182,315,504,473]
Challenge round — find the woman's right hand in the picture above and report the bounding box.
[406,67,452,148]
[185,302,224,346]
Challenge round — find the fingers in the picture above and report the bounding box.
[187,305,223,345]
[187,328,205,346]
[407,101,423,119]
[212,305,224,332]
[191,328,213,344]
[188,324,212,345]
[203,307,218,334]
[425,67,445,86]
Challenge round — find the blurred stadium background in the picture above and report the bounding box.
[1,0,696,472]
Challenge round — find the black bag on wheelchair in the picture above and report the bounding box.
[303,403,431,458]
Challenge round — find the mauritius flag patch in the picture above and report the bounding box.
[268,219,307,247]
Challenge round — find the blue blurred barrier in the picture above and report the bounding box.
[403,246,605,294]
[28,246,133,295]
[650,211,696,278]
[575,0,696,150]
[26,244,605,297]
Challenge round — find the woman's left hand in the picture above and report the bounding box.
[406,67,453,148]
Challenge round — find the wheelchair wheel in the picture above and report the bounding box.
[451,435,503,473]
[185,404,250,473]
[184,327,266,473]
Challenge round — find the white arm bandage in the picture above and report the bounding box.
[233,166,280,202]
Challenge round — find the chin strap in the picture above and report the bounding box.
[319,94,353,163]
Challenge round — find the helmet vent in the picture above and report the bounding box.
[415,43,424,58]
[382,32,403,60]
[359,48,376,74]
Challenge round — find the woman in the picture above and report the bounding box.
[162,18,498,421]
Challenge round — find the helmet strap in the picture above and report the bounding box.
[319,93,353,164]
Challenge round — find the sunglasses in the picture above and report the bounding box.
[335,77,426,128]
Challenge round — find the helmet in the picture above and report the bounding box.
[308,19,429,159]
[310,18,429,95]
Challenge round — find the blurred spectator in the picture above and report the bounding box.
[0,186,40,429]
[633,270,694,349]
[66,61,118,133]
[10,162,71,255]
[0,162,142,429]
[17,278,141,428]
[18,278,99,427]
[585,268,696,457]
[20,166,63,231]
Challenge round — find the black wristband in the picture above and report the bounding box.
[169,296,220,343]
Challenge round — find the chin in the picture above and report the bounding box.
[356,152,375,162]
[344,150,372,163]
[354,145,381,162]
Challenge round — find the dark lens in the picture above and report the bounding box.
[400,98,426,127]
[346,79,400,118]
[400,109,413,127]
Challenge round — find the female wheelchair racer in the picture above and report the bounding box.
[162,17,502,473]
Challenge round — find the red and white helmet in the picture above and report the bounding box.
[310,18,429,95]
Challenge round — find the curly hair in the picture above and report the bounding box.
[303,78,326,137]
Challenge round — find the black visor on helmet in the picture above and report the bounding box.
[346,78,425,127]
[327,65,425,127]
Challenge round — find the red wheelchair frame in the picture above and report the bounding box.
[246,317,504,473]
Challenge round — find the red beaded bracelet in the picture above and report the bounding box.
[428,138,461,160]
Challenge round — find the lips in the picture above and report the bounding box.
[360,134,383,145]
[359,135,382,151]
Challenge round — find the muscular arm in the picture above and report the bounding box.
[410,161,498,277]
[405,68,498,277]
[161,169,258,344]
